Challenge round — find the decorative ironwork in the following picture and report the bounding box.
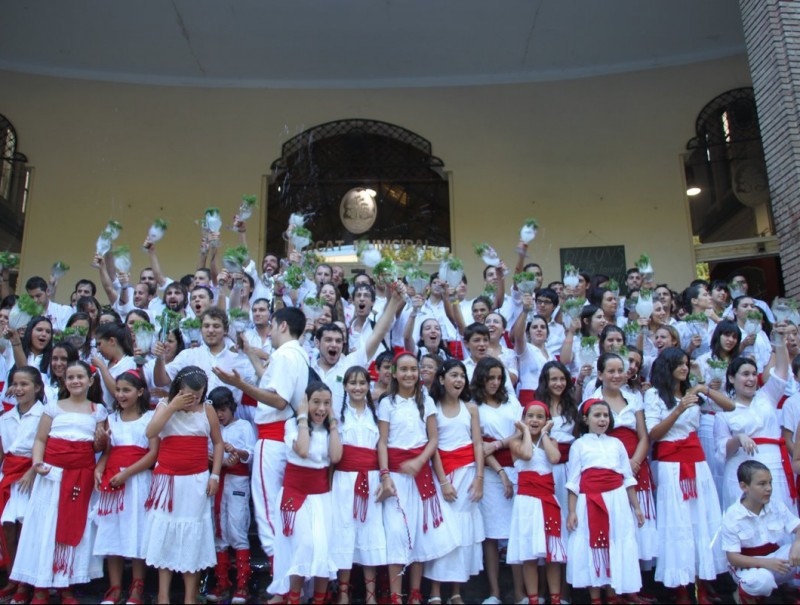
[686,87,763,161]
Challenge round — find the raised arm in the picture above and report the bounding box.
[512,292,534,355]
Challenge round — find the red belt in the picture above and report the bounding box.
[388,446,443,532]
[517,471,566,562]
[214,461,250,537]
[653,432,704,500]
[580,468,624,578]
[145,436,209,513]
[752,437,797,502]
[43,438,96,575]
[439,443,475,477]
[0,453,32,519]
[336,445,379,522]
[608,427,654,518]
[519,390,536,406]
[257,421,285,442]
[741,543,780,557]
[483,437,513,467]
[557,442,571,463]
[280,463,329,536]
[97,445,149,516]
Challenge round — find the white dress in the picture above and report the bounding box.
[10,402,107,588]
[565,433,642,594]
[644,388,727,587]
[267,420,337,595]
[550,413,576,540]
[694,352,728,501]
[0,400,44,523]
[142,401,215,573]
[378,394,458,565]
[93,410,154,559]
[507,441,566,564]
[424,402,484,582]
[330,403,387,569]
[477,401,519,540]
[714,372,792,512]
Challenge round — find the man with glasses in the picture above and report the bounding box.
[726,273,775,323]
[534,287,565,356]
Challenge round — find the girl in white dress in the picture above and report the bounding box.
[92,321,137,409]
[0,367,44,605]
[268,382,341,605]
[143,366,224,604]
[566,399,644,602]
[94,370,158,605]
[472,357,526,605]
[425,359,484,605]
[512,294,550,405]
[376,351,457,605]
[644,347,728,603]
[507,400,565,605]
[331,367,385,605]
[10,360,108,604]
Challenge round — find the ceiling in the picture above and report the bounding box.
[0,0,746,88]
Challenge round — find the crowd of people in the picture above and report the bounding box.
[0,220,799,605]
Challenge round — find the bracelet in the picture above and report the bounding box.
[209,473,220,482]
[379,468,390,477]
[440,480,451,486]
[497,468,506,475]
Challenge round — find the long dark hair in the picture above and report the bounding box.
[579,305,602,337]
[416,319,451,360]
[388,352,426,420]
[595,352,624,388]
[578,399,616,435]
[710,320,741,361]
[535,360,578,425]
[9,365,45,405]
[65,359,104,403]
[650,347,690,410]
[95,321,134,357]
[341,366,377,424]
[305,381,333,433]
[599,324,625,353]
[22,316,54,374]
[167,365,209,403]
[114,370,151,416]
[49,341,80,399]
[429,358,470,404]
[470,357,509,405]
[66,311,93,360]
[725,356,758,396]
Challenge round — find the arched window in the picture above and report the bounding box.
[0,113,29,251]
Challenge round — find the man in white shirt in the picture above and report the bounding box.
[25,276,72,331]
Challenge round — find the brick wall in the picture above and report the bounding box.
[740,0,800,296]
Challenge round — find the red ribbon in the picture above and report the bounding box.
[145,436,208,513]
[97,445,149,516]
[751,437,798,503]
[280,463,329,536]
[608,427,655,519]
[256,421,285,442]
[336,445,378,523]
[580,468,624,578]
[517,471,566,561]
[388,446,443,532]
[439,443,475,479]
[652,432,705,500]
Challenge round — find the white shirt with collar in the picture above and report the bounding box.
[721,499,800,553]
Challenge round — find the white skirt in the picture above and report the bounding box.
[1,483,32,524]
[553,462,569,543]
[10,468,103,587]
[566,486,642,594]
[479,466,517,540]
[92,469,151,559]
[267,490,337,595]
[383,471,458,565]
[142,471,216,573]
[330,470,387,569]
[633,468,658,562]
[423,464,485,582]
[722,444,792,512]
[698,413,724,511]
[507,494,567,565]
[654,460,727,587]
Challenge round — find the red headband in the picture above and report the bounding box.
[123,368,143,379]
[392,350,416,365]
[581,398,604,416]
[522,400,551,419]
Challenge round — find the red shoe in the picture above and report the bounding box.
[29,588,48,605]
[9,584,30,605]
[0,583,19,604]
[408,588,423,604]
[287,592,302,605]
[697,582,723,605]
[100,585,122,605]
[59,589,80,605]
[675,585,692,605]
[621,593,658,605]
[127,578,145,605]
[389,595,402,605]
[550,593,561,605]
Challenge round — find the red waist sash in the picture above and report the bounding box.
[557,442,571,463]
[608,427,654,519]
[256,421,285,442]
[43,438,96,575]
[751,437,797,502]
[439,443,476,477]
[97,445,149,516]
[0,453,32,518]
[213,461,250,537]
[388,446,443,532]
[483,437,513,467]
[336,445,379,523]
[741,543,780,557]
[280,463,329,536]
[580,468,624,579]
[652,431,704,500]
[517,471,566,562]
[145,436,208,513]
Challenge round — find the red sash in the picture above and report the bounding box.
[652,432,705,500]
[483,437,513,467]
[388,446,443,532]
[0,454,32,518]
[256,421,285,442]
[519,390,536,406]
[517,471,566,562]
[778,395,789,410]
[97,445,149,516]
[557,442,571,463]
[1,401,13,413]
[241,393,258,407]
[336,445,378,522]
[43,438,95,575]
[740,543,780,557]
[447,340,464,360]
[608,427,655,519]
[439,444,476,478]
[580,468,624,578]
[145,436,208,512]
[280,463,329,536]
[752,437,798,503]
[214,461,250,538]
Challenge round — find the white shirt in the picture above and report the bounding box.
[517,343,550,391]
[312,349,368,418]
[721,499,800,553]
[0,401,44,458]
[565,432,638,494]
[255,339,309,425]
[590,386,643,432]
[644,387,701,441]
[284,419,330,469]
[377,394,435,450]
[166,344,255,405]
[221,418,256,465]
[43,300,73,332]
